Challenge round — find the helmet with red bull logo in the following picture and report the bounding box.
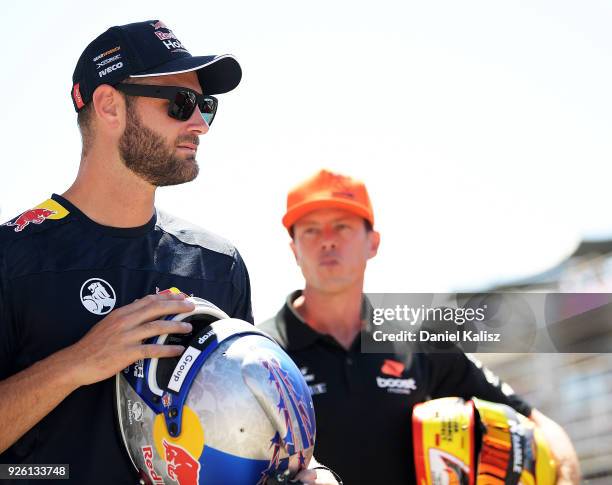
[115,296,316,485]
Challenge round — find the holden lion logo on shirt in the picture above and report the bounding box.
[80,278,116,315]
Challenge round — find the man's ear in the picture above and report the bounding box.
[91,84,125,133]
[367,230,381,260]
[290,239,300,265]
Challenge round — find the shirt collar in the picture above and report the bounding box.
[277,290,376,352]
[277,290,321,351]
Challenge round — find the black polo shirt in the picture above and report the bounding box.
[258,291,531,485]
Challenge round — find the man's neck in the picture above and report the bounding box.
[62,151,156,228]
[294,285,364,350]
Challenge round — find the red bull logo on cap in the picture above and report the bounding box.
[150,20,169,30]
[3,199,69,233]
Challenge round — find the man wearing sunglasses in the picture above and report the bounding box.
[0,20,335,485]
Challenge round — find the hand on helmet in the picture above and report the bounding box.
[66,293,195,386]
[293,467,339,485]
[291,456,341,485]
[266,468,339,485]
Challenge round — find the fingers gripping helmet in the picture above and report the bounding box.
[115,296,316,485]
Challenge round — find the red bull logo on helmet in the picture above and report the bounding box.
[3,199,69,232]
[163,440,201,485]
[156,287,191,298]
[141,446,165,485]
[152,406,205,485]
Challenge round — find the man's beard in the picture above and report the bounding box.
[118,100,199,187]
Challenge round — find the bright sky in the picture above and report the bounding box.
[1,0,611,319]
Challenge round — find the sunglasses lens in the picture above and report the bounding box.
[199,97,216,126]
[169,91,197,121]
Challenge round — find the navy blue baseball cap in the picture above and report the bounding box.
[71,20,242,112]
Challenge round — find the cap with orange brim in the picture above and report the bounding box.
[282,169,374,232]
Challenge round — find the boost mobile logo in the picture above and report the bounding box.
[376,377,417,391]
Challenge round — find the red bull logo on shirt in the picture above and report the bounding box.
[6,208,55,232]
[3,199,69,232]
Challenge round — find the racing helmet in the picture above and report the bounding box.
[115,294,316,485]
[413,397,556,485]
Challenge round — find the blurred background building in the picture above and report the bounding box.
[478,238,612,484]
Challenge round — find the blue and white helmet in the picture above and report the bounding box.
[115,296,316,485]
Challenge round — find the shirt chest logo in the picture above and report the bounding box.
[80,278,117,315]
[301,366,327,396]
[376,376,417,394]
[3,199,69,232]
[377,359,417,395]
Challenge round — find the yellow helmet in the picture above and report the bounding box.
[412,397,556,485]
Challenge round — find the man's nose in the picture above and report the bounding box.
[320,227,337,250]
[186,108,209,135]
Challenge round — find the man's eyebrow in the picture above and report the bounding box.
[296,220,320,227]
[298,217,356,226]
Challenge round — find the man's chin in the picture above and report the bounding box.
[153,163,199,187]
[312,278,354,295]
[175,164,199,185]
[176,154,199,175]
[184,158,199,179]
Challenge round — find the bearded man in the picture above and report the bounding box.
[0,20,314,485]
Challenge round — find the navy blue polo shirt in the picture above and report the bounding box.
[0,194,253,484]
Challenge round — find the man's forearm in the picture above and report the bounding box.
[0,347,80,454]
[530,408,581,485]
[0,294,195,454]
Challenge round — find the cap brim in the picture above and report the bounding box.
[130,54,242,95]
[282,198,374,231]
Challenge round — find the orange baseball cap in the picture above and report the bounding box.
[282,169,374,231]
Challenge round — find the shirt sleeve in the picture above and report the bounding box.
[0,248,16,381]
[426,350,532,417]
[230,248,254,324]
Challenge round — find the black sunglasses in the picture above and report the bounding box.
[115,83,218,125]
